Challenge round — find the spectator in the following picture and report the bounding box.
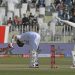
[28,13,34,31]
[29,13,34,19]
[54,0,60,6]
[31,0,36,7]
[56,1,65,19]
[70,2,75,16]
[18,17,22,31]
[27,0,32,11]
[32,0,36,3]
[22,14,29,32]
[7,17,13,32]
[13,16,20,31]
[29,13,34,24]
[7,17,13,26]
[32,17,39,32]
[36,0,45,8]
[63,5,70,20]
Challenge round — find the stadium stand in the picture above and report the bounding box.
[0,0,75,43]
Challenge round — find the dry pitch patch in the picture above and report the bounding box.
[0,64,75,71]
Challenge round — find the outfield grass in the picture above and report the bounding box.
[0,69,75,75]
[0,56,72,64]
[0,56,74,75]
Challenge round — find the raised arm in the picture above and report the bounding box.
[61,20,75,28]
[56,17,75,28]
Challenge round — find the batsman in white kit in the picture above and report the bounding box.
[56,17,75,67]
[13,31,41,68]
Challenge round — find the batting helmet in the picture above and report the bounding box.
[16,39,24,47]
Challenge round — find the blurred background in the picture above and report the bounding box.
[0,0,75,57]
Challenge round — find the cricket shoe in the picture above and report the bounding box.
[30,64,39,68]
[70,65,75,68]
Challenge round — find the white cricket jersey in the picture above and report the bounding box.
[16,32,41,50]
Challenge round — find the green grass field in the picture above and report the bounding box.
[0,56,75,75]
